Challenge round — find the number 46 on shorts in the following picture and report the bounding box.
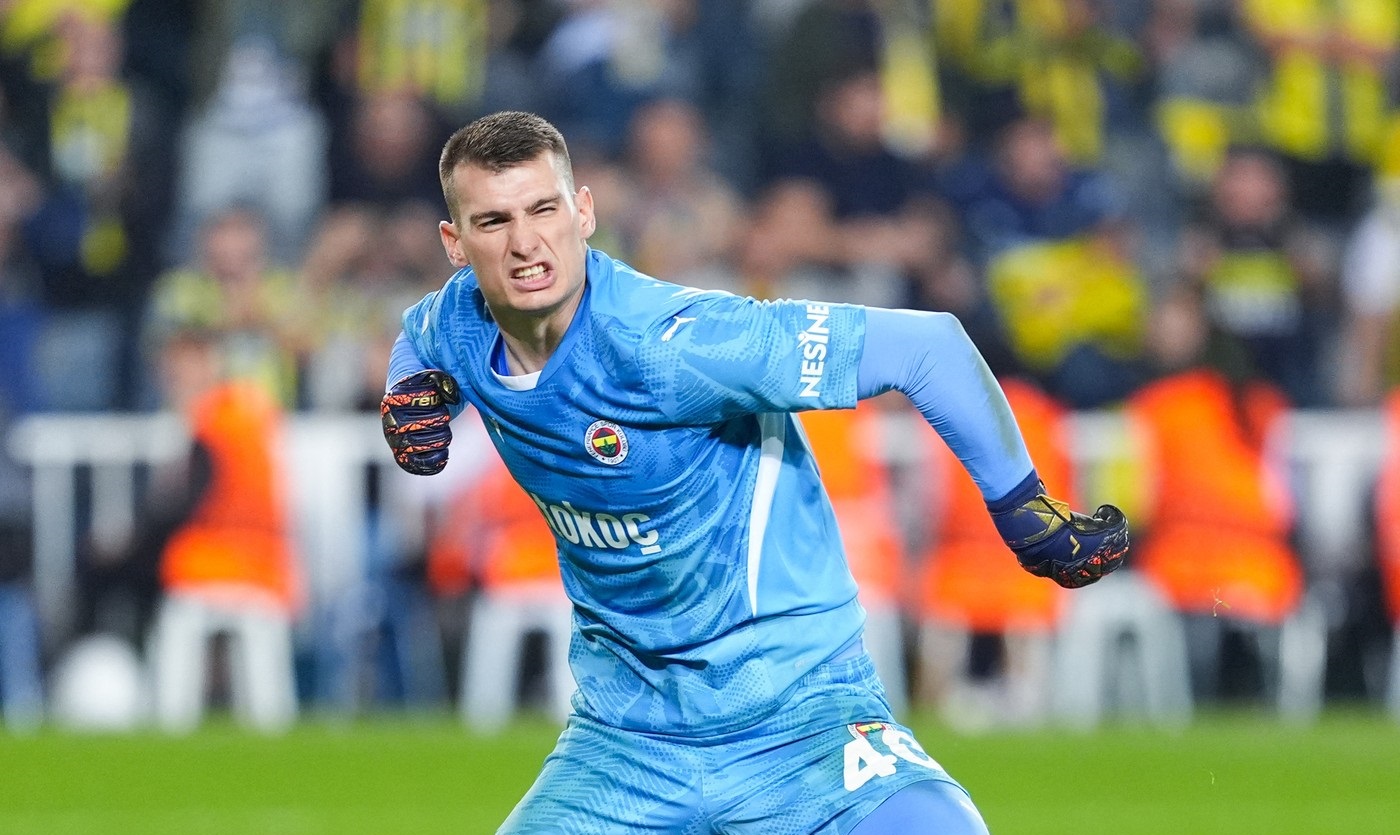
[843,721,943,791]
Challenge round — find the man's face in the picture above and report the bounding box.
[439,152,595,327]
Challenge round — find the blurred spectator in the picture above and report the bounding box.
[1238,0,1399,224]
[327,89,445,208]
[1128,288,1308,709]
[536,0,742,159]
[1337,182,1400,406]
[613,98,745,292]
[933,0,1144,163]
[321,0,571,119]
[953,116,1119,260]
[757,0,949,178]
[1148,0,1257,189]
[0,0,59,175]
[899,201,1021,376]
[1178,147,1335,406]
[660,0,764,190]
[757,0,884,154]
[317,1,563,212]
[533,1,663,156]
[1140,0,1254,276]
[19,10,172,410]
[298,202,447,411]
[343,0,493,116]
[324,490,450,712]
[144,206,304,408]
[183,1,346,107]
[119,0,197,118]
[293,205,453,709]
[955,116,1146,407]
[146,328,301,733]
[170,32,328,264]
[749,67,943,307]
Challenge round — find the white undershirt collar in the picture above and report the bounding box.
[492,368,541,391]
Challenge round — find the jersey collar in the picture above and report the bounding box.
[481,248,605,393]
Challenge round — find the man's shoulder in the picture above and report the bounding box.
[587,250,736,334]
[403,267,493,350]
[411,267,482,317]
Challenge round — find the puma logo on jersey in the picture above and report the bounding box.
[661,315,697,342]
[797,303,831,398]
[528,493,662,555]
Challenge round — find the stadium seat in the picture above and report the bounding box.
[920,621,1055,732]
[1052,571,1194,728]
[150,588,298,733]
[461,583,573,730]
[1277,592,1329,721]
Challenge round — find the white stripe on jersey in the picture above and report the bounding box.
[747,412,787,616]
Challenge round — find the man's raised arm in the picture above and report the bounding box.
[856,307,1129,588]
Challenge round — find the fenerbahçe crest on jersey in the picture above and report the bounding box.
[402,249,870,736]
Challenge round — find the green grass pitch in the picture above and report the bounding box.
[2,711,1397,834]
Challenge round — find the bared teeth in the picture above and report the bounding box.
[514,265,546,278]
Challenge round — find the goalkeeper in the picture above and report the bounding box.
[382,111,1129,834]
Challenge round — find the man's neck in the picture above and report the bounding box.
[494,290,585,375]
[498,331,554,375]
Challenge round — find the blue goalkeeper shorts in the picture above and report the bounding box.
[497,649,971,834]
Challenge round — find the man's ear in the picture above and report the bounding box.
[577,186,596,239]
[439,219,468,267]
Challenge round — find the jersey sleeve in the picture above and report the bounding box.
[857,307,1034,501]
[635,293,865,424]
[400,289,447,370]
[397,288,470,418]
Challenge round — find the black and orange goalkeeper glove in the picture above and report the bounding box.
[380,370,461,476]
[989,472,1129,589]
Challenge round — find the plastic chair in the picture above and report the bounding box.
[1052,571,1194,729]
[149,588,297,733]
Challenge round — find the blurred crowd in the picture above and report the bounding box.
[2,0,1400,732]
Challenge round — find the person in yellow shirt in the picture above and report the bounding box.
[1242,0,1399,220]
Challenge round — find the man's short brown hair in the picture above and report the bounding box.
[439,111,574,224]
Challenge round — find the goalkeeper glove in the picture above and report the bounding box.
[381,370,461,476]
[988,471,1129,589]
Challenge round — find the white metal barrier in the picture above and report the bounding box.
[6,408,1390,641]
[7,412,495,640]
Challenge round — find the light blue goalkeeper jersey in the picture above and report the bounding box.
[402,248,869,737]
